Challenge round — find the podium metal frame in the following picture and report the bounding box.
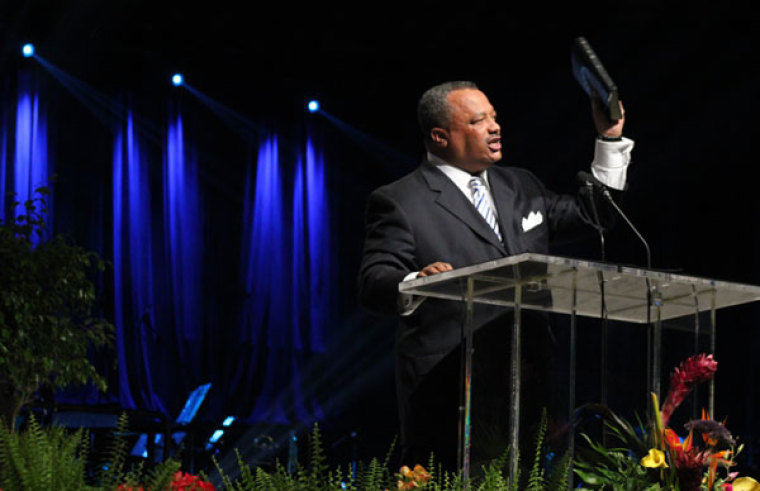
[399,253,760,484]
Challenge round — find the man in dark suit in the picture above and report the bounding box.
[358,81,633,471]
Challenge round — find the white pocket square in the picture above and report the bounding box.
[521,211,543,232]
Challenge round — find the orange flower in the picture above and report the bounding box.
[396,464,431,490]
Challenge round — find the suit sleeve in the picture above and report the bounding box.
[541,172,624,244]
[358,189,419,316]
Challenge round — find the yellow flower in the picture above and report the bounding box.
[733,477,760,491]
[640,448,669,468]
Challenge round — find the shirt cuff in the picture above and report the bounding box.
[591,136,635,190]
[399,271,426,316]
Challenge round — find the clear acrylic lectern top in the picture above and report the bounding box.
[399,253,760,323]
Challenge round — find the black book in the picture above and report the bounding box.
[572,37,622,120]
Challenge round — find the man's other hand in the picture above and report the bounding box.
[418,262,454,277]
[592,96,625,138]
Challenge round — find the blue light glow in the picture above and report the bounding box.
[208,429,224,443]
[0,110,7,220]
[222,416,235,427]
[22,44,34,57]
[240,133,331,424]
[165,109,204,374]
[113,109,168,415]
[307,100,319,112]
[175,383,212,425]
[171,73,184,86]
[14,72,49,243]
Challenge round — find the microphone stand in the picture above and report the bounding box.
[584,179,609,446]
[596,185,659,413]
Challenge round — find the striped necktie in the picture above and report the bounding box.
[469,175,502,241]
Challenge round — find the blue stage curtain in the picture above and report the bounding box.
[112,107,168,415]
[109,101,332,425]
[10,70,49,236]
[2,72,335,425]
[238,132,329,425]
[162,104,205,394]
[0,96,7,221]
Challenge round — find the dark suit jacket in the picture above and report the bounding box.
[358,158,615,463]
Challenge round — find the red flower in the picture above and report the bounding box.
[168,471,215,490]
[661,354,717,426]
[673,448,709,491]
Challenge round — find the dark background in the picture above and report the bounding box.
[2,0,759,476]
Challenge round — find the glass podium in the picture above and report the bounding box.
[399,253,760,483]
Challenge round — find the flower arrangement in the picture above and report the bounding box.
[117,471,215,490]
[575,353,760,491]
[395,464,432,490]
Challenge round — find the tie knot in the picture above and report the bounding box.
[469,176,484,189]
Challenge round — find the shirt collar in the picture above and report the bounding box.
[426,152,491,188]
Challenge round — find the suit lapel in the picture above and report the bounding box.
[419,162,508,254]
[487,167,520,255]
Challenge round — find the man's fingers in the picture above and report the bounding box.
[418,262,453,277]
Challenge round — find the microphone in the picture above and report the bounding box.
[576,171,607,193]
[577,170,651,269]
[577,171,606,262]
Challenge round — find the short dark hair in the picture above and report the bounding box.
[417,81,479,138]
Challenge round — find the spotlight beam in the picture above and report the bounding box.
[182,84,264,142]
[317,110,417,174]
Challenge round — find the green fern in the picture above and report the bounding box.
[545,449,572,490]
[254,465,277,490]
[0,414,93,491]
[212,453,238,489]
[233,448,256,490]
[0,416,26,490]
[355,457,385,490]
[204,415,569,490]
[476,446,511,491]
[525,408,548,490]
[95,412,131,487]
[143,457,181,489]
[307,423,329,489]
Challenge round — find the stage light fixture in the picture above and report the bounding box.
[171,73,184,87]
[307,100,320,113]
[21,44,35,57]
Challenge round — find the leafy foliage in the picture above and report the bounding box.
[574,433,664,490]
[210,415,567,490]
[574,355,757,491]
[0,187,114,426]
[0,412,194,490]
[0,411,571,490]
[0,413,94,490]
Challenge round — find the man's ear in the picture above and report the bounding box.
[430,127,448,148]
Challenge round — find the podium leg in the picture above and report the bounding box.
[691,285,701,420]
[597,271,609,447]
[649,285,663,402]
[653,301,663,401]
[509,285,522,486]
[568,270,578,490]
[709,290,716,417]
[458,277,475,482]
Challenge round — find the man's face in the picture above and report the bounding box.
[436,89,502,173]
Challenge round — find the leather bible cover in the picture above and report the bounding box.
[572,37,622,120]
